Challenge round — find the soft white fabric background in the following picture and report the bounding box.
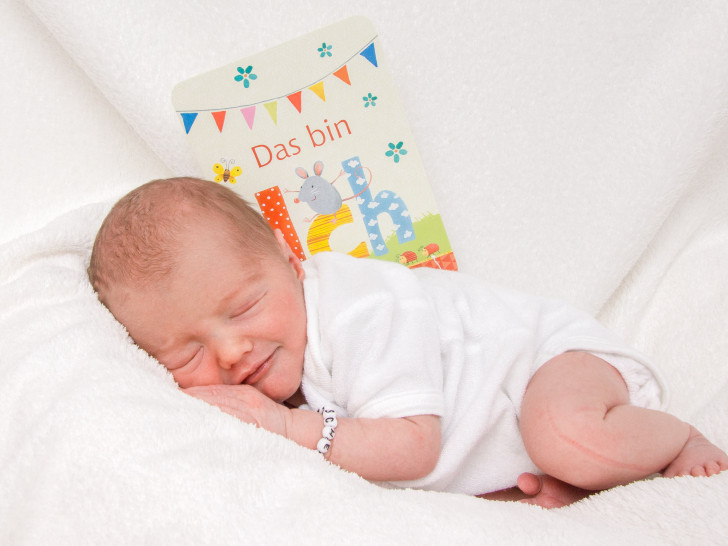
[2,0,728,543]
[12,0,728,310]
[0,0,171,244]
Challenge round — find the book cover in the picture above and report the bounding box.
[171,16,457,271]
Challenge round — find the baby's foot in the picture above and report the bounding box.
[516,473,593,509]
[662,426,728,478]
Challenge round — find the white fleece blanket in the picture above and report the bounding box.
[2,0,728,543]
[2,203,727,544]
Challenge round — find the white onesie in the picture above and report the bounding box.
[300,252,666,495]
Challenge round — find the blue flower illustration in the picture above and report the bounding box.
[385,142,408,163]
[318,42,333,57]
[363,93,378,107]
[234,65,257,88]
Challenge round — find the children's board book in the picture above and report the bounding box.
[172,16,457,271]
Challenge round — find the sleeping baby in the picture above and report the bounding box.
[87,177,728,508]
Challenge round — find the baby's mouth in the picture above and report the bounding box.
[243,349,277,385]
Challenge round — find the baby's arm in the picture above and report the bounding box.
[286,407,440,481]
[184,384,441,482]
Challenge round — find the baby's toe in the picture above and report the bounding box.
[704,461,721,476]
[690,465,707,477]
[516,473,542,496]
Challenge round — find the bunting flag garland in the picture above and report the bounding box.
[287,91,303,113]
[333,66,351,85]
[212,111,226,132]
[360,43,378,67]
[181,112,198,134]
[264,102,278,125]
[241,106,256,129]
[309,81,326,101]
[177,38,378,134]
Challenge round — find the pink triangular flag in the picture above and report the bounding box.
[240,106,256,129]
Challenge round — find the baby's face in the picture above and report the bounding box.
[108,222,307,404]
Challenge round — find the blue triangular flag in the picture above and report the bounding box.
[181,112,198,134]
[360,43,378,67]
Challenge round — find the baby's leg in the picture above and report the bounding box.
[519,352,727,490]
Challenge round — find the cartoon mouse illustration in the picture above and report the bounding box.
[293,160,372,222]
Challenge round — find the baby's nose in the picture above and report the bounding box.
[216,337,254,370]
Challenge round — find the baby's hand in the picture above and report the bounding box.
[183,385,291,438]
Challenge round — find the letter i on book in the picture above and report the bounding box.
[172,16,457,271]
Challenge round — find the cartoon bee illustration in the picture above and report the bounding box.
[212,158,242,184]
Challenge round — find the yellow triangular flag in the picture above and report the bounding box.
[309,81,326,102]
[264,101,278,124]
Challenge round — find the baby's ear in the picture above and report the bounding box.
[273,229,305,280]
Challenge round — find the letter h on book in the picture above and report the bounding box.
[342,156,415,257]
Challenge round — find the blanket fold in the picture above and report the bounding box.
[3,1,728,542]
[1,199,727,545]
[23,0,728,311]
[0,204,659,544]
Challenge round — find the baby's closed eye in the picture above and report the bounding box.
[165,346,203,372]
[230,292,267,319]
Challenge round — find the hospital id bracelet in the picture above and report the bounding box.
[316,407,337,458]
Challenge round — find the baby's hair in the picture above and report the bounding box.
[88,177,279,300]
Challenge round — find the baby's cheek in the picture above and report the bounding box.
[171,366,215,388]
[168,368,192,388]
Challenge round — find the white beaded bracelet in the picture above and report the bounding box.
[316,407,337,458]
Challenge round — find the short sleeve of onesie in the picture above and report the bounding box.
[300,253,444,420]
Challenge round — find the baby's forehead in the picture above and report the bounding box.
[155,199,229,235]
[171,215,266,263]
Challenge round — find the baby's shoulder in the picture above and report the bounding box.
[302,252,438,310]
[304,251,414,286]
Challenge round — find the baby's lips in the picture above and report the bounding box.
[242,350,276,385]
[243,362,266,385]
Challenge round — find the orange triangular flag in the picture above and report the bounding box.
[333,65,351,85]
[264,102,278,124]
[211,110,226,132]
[309,81,326,102]
[287,91,303,113]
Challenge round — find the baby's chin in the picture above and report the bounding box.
[269,388,299,405]
[279,387,306,408]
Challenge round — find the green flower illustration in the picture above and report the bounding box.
[318,42,333,57]
[234,65,257,88]
[363,93,378,107]
[385,141,408,163]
